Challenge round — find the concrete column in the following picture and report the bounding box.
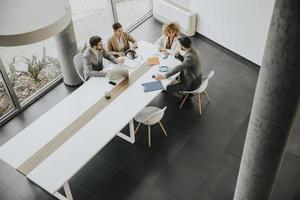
[55,20,82,86]
[233,0,300,200]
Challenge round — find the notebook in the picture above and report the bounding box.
[147,57,160,66]
[141,80,164,92]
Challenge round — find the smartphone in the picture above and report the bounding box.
[108,81,117,86]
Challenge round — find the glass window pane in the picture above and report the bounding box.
[116,0,152,29]
[0,38,61,104]
[0,76,15,118]
[70,0,114,47]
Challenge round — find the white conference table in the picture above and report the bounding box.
[0,40,180,200]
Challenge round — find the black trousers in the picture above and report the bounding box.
[167,75,202,93]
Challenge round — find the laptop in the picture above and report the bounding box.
[108,66,129,81]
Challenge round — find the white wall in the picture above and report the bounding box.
[188,0,275,65]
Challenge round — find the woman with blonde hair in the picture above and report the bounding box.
[155,22,181,55]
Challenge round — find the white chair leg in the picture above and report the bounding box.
[159,121,167,136]
[134,123,141,134]
[180,94,189,108]
[204,90,211,102]
[63,181,74,200]
[148,126,151,147]
[198,94,202,115]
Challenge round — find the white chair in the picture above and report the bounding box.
[134,106,167,147]
[180,71,215,114]
[73,52,86,83]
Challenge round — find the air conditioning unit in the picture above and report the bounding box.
[152,0,196,36]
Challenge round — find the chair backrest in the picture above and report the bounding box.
[73,52,86,82]
[192,70,214,94]
[145,106,167,125]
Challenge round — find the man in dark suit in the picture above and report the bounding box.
[83,35,124,80]
[155,36,202,93]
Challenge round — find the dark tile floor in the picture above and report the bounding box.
[1,17,300,200]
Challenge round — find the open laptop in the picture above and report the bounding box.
[108,66,129,81]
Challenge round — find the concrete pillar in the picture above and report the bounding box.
[233,0,300,200]
[55,20,82,86]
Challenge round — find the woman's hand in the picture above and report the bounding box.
[117,57,125,64]
[132,44,138,49]
[117,52,125,57]
[154,74,165,80]
[159,47,167,53]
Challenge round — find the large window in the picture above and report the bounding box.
[115,0,152,30]
[0,75,15,118]
[0,38,61,105]
[0,38,61,124]
[70,0,114,46]
[0,0,153,125]
[70,0,152,46]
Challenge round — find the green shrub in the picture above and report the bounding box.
[8,57,17,82]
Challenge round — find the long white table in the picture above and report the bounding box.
[0,41,180,200]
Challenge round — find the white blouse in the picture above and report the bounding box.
[116,36,125,50]
[155,35,181,55]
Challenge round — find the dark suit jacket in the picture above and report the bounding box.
[83,47,117,80]
[165,48,202,90]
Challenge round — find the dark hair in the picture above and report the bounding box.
[179,36,192,48]
[89,36,102,47]
[112,22,122,31]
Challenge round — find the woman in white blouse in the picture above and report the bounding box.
[155,22,181,55]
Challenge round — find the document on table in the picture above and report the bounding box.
[121,57,140,69]
[142,80,164,92]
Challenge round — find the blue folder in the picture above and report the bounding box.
[142,80,164,92]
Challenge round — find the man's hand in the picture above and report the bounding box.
[117,57,125,64]
[154,74,165,80]
[101,69,111,76]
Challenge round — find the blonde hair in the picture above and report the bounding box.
[163,22,180,37]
